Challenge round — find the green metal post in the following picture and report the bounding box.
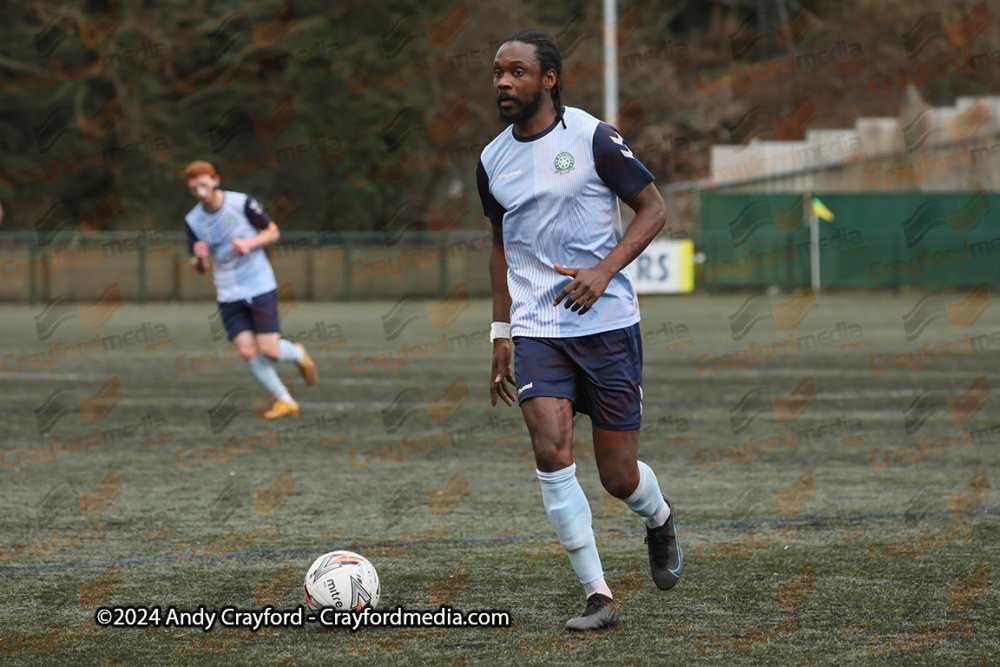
[27,236,38,306]
[440,236,450,296]
[138,233,148,304]
[343,237,353,300]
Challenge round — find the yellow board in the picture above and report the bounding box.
[632,239,694,294]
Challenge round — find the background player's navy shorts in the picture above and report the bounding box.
[218,290,281,340]
[513,323,643,431]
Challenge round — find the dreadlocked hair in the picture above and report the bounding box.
[501,28,566,129]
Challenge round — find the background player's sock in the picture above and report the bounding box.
[625,461,671,528]
[537,464,607,594]
[277,339,304,363]
[247,356,294,404]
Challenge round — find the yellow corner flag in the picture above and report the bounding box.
[811,196,835,222]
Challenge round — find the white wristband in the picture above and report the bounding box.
[490,322,511,342]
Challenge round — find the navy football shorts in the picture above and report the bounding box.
[218,290,281,340]
[513,323,643,431]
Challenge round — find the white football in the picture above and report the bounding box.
[303,550,380,611]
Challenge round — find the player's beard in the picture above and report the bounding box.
[497,89,543,127]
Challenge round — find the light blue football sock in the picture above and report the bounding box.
[625,461,670,528]
[277,339,304,363]
[246,355,293,403]
[537,464,604,585]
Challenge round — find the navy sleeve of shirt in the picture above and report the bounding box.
[593,122,655,204]
[476,158,507,227]
[186,222,198,256]
[245,196,272,230]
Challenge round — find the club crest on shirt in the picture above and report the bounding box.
[554,151,575,175]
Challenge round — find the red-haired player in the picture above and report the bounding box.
[184,160,317,419]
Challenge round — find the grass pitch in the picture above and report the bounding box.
[0,293,998,666]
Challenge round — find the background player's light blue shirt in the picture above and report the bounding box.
[477,106,655,338]
[185,191,277,303]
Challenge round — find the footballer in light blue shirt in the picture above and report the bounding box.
[477,29,682,631]
[184,160,318,420]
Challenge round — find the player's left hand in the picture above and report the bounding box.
[490,339,516,407]
[231,238,253,256]
[552,264,613,315]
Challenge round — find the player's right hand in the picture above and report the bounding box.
[193,240,210,258]
[490,339,516,407]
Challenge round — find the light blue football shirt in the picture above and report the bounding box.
[185,191,277,303]
[477,106,655,338]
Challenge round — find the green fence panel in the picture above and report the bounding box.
[700,192,1000,289]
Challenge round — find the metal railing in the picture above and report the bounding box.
[0,231,493,304]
